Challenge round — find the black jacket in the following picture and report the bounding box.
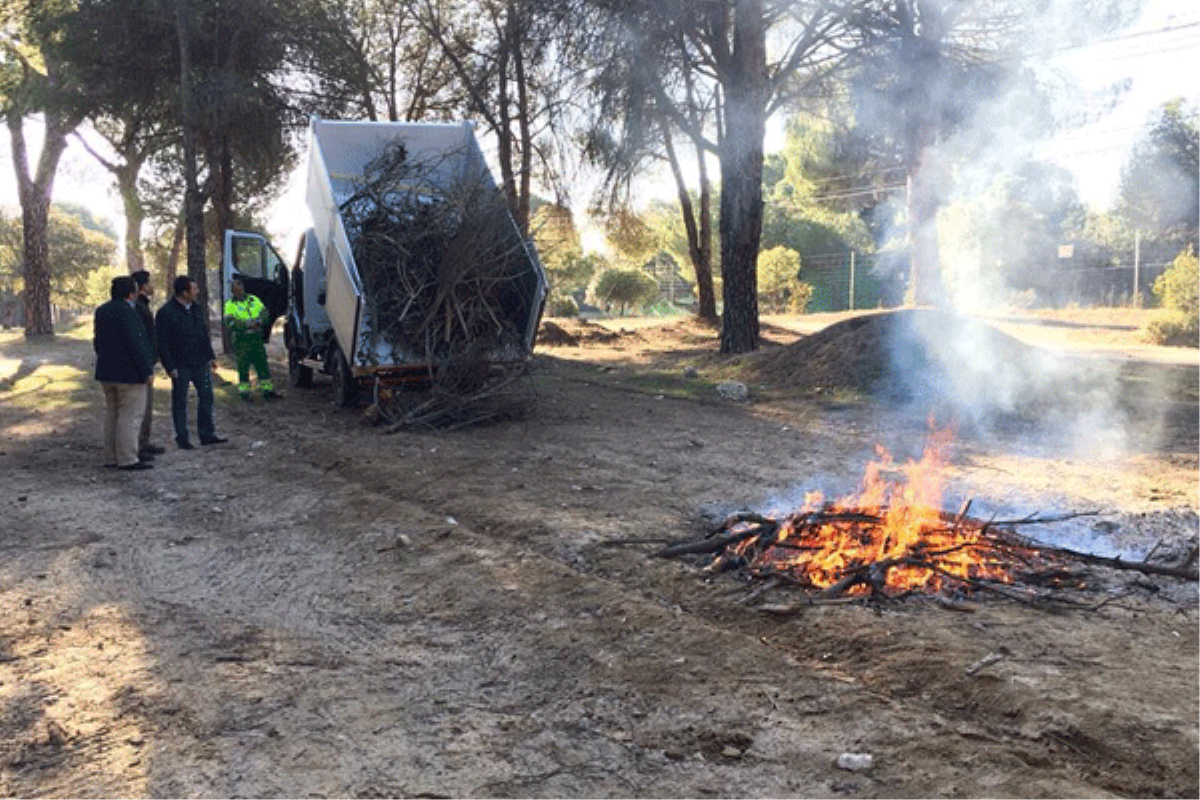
[156,298,216,373]
[135,294,157,362]
[94,298,155,384]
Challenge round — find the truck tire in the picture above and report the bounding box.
[333,352,358,408]
[288,345,314,388]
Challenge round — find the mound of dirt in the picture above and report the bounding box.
[752,309,1052,403]
[537,319,639,347]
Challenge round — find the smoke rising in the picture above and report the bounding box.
[857,1,1170,461]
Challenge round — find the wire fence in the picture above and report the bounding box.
[796,250,1179,313]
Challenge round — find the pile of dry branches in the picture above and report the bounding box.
[341,141,536,367]
[340,142,542,428]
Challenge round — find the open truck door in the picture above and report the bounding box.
[222,230,290,344]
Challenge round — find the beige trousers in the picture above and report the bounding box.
[138,374,155,450]
[102,382,147,467]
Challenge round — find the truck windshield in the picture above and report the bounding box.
[232,236,284,281]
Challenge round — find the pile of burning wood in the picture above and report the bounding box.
[656,432,1198,608]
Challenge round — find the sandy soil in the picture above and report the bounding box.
[0,309,1196,798]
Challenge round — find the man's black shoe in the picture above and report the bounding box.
[140,444,167,456]
[263,390,281,400]
[200,436,228,445]
[177,440,195,450]
[118,461,154,471]
[138,453,155,463]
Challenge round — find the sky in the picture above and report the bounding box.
[1038,0,1199,207]
[0,0,1196,251]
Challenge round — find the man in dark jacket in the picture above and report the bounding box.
[131,269,166,459]
[94,275,156,470]
[156,276,228,449]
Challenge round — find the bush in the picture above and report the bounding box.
[1146,249,1198,347]
[1144,312,1198,347]
[1153,249,1199,316]
[546,296,579,318]
[757,245,814,313]
[593,268,658,316]
[787,280,814,313]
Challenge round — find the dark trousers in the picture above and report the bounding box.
[171,365,216,445]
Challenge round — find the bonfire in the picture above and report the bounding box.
[652,428,1197,605]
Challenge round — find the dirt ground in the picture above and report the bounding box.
[0,308,1196,798]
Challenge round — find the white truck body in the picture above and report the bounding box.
[304,117,546,371]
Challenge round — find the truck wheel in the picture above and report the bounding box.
[288,346,313,388]
[333,352,358,408]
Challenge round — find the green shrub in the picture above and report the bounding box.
[758,245,815,313]
[1144,311,1198,347]
[593,268,658,316]
[1146,249,1199,347]
[1153,249,1199,315]
[545,296,579,318]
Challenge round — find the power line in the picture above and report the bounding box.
[808,183,907,202]
[1050,20,1200,54]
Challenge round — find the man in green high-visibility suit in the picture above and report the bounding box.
[223,278,280,401]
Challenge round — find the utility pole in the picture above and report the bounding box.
[848,251,856,311]
[1133,229,1141,306]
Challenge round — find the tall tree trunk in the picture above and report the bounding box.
[212,138,236,352]
[116,162,146,273]
[493,23,520,227]
[164,207,186,289]
[663,124,717,321]
[717,0,767,355]
[695,135,717,321]
[509,1,532,236]
[6,111,69,338]
[176,0,209,320]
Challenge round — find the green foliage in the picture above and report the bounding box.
[546,251,607,308]
[1116,99,1199,248]
[1146,249,1199,347]
[531,204,581,268]
[643,198,720,284]
[1144,312,1198,348]
[603,208,658,265]
[760,115,877,257]
[757,246,802,313]
[82,264,124,308]
[1153,249,1199,316]
[592,268,658,316]
[0,207,118,307]
[545,296,579,318]
[760,202,872,256]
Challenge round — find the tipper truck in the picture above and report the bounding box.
[224,117,547,407]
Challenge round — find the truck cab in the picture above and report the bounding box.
[222,230,290,343]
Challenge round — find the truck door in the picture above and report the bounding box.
[223,230,290,341]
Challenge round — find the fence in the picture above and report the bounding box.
[794,250,1179,313]
[798,252,896,313]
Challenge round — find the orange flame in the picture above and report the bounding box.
[741,428,1025,595]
